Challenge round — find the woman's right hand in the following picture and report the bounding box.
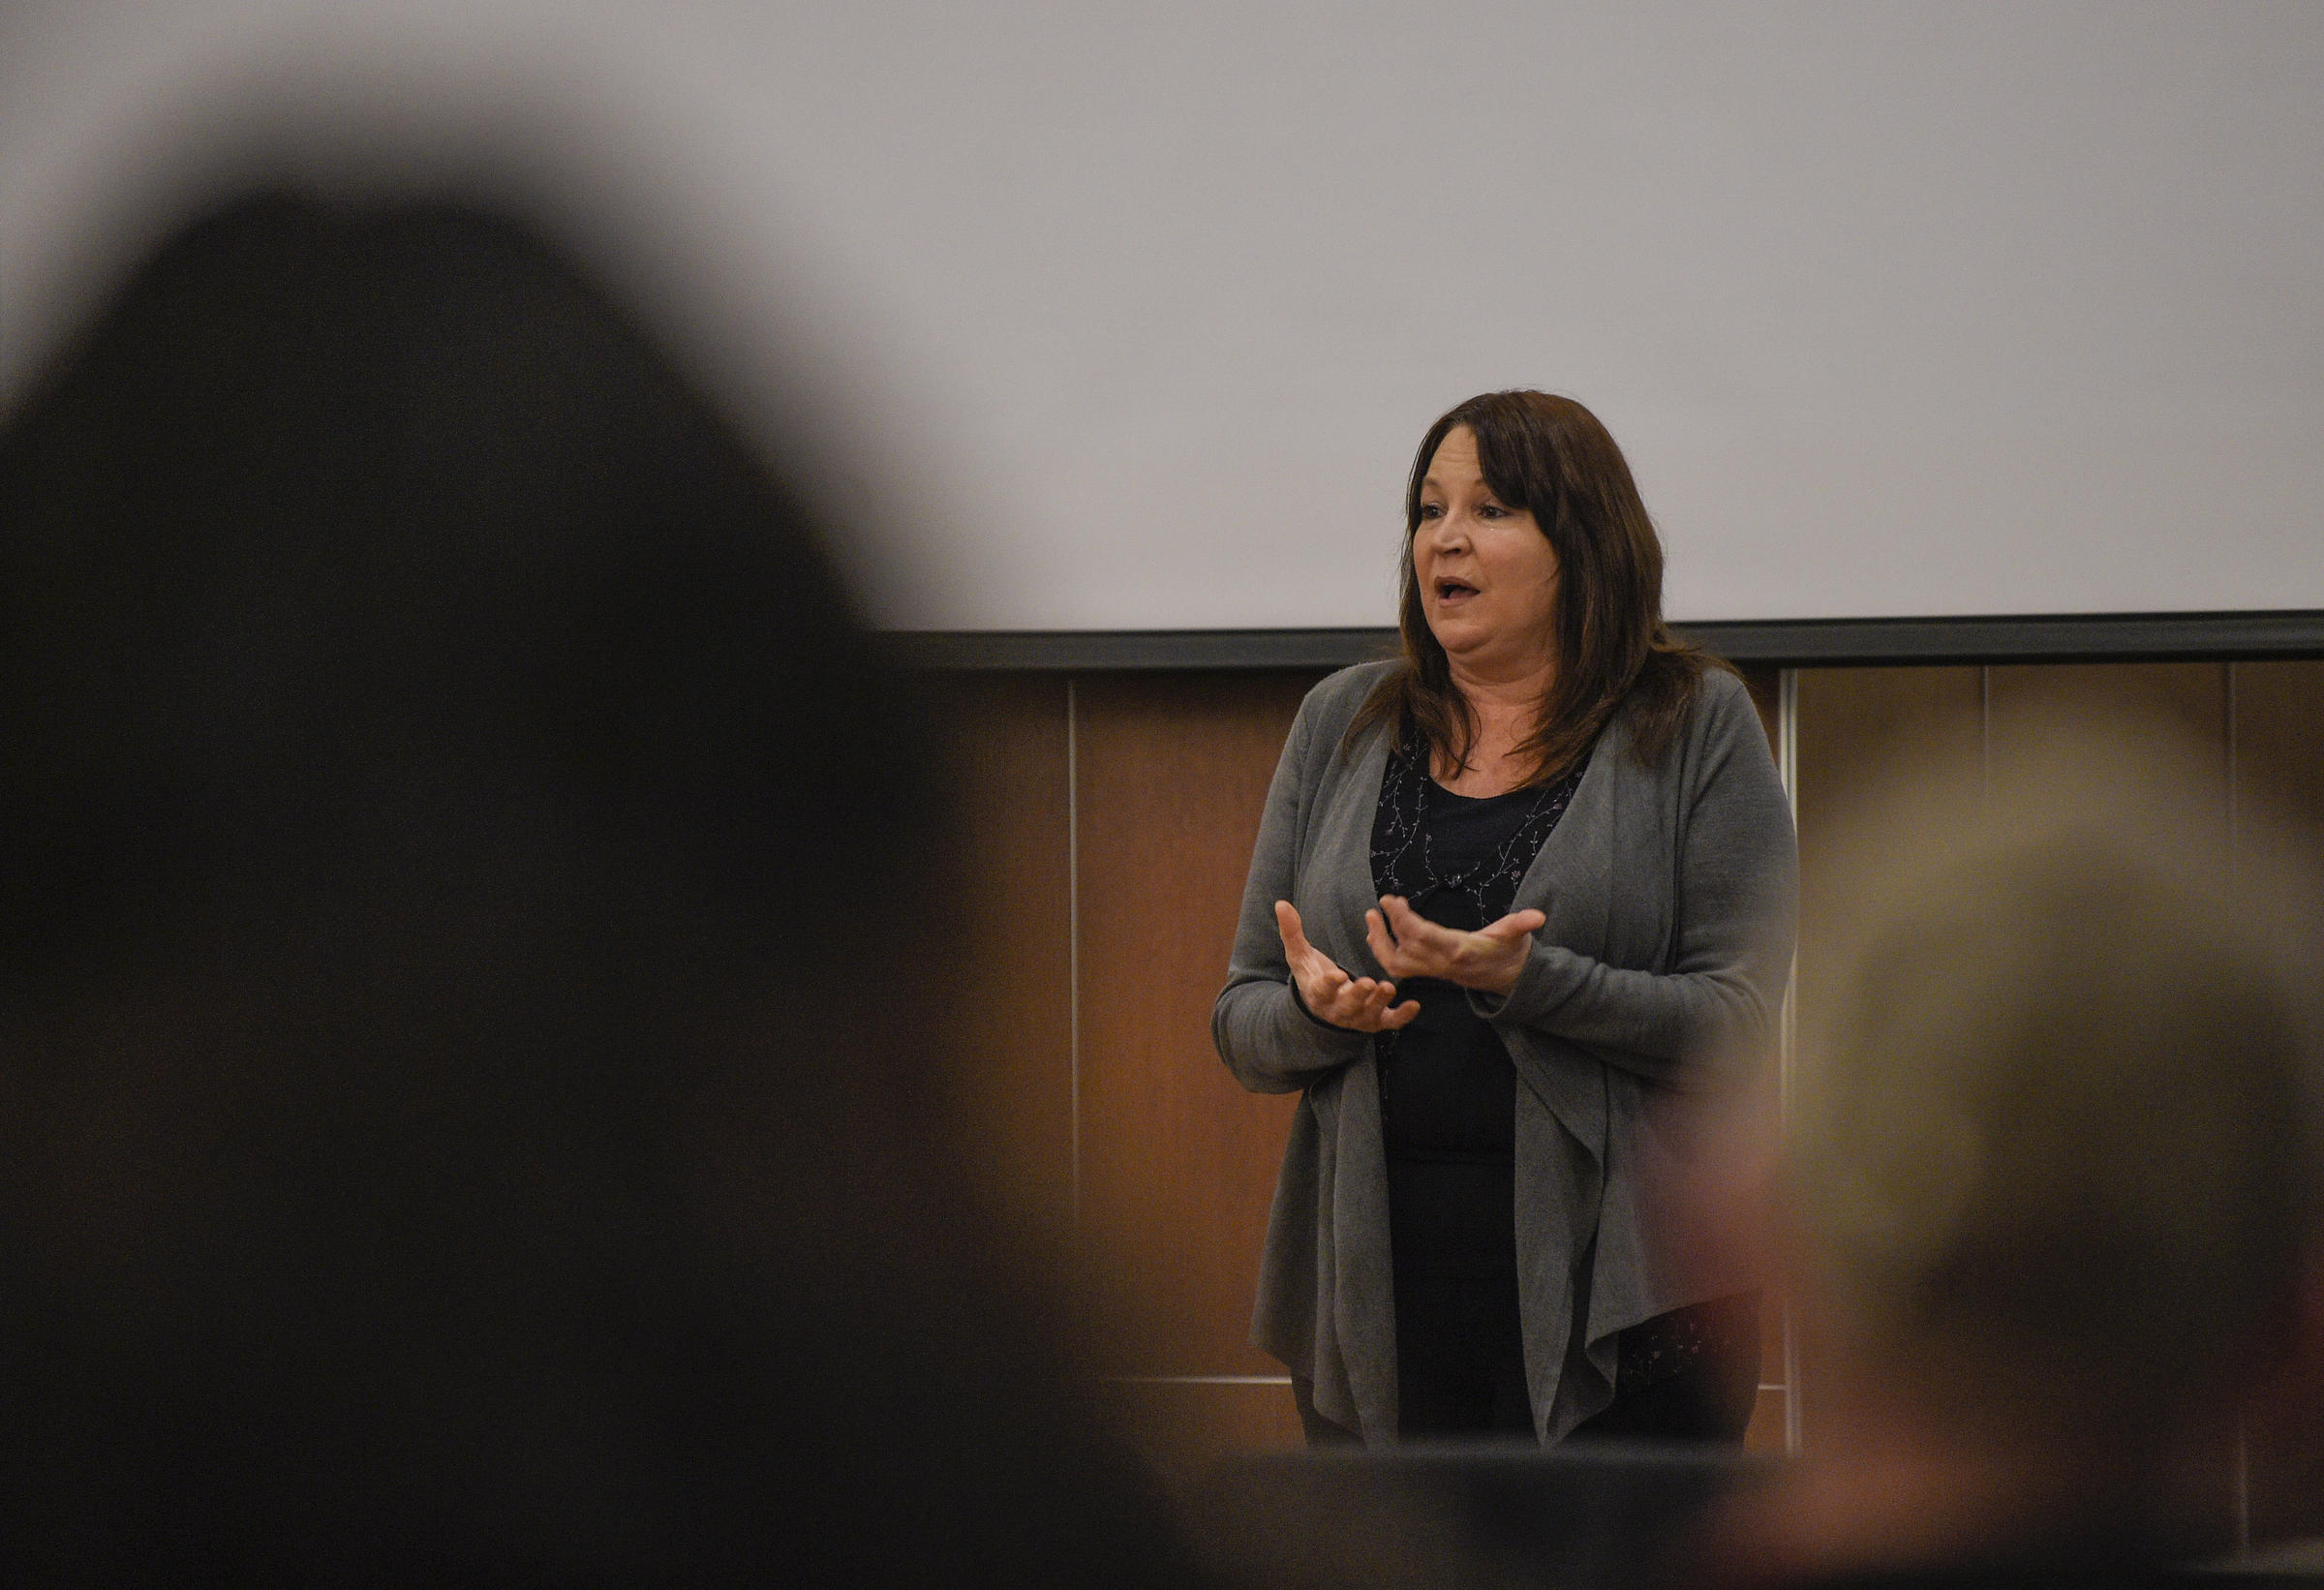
[1274,901,1421,1033]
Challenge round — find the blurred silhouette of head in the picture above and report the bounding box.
[1771,715,2324,1567]
[0,188,1179,1586]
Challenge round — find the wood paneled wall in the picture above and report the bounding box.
[936,671,1324,1480]
[934,659,2324,1537]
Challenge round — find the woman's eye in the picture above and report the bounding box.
[1418,503,1443,519]
[1478,504,1506,519]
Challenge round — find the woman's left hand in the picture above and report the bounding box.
[1365,895,1545,996]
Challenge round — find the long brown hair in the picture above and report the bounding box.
[1347,389,1726,781]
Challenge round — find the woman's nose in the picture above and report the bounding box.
[1426,515,1470,553]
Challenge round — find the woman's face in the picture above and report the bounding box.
[1413,426,1560,675]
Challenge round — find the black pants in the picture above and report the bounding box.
[1567,1330,1759,1444]
[1394,1269,1535,1439]
[1295,1292,1760,1446]
[1293,1269,1534,1445]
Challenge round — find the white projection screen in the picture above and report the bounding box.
[5,1,2321,635]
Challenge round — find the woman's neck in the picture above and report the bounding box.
[1437,652,1558,796]
[1446,644,1555,711]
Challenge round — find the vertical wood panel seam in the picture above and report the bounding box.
[2227,663,2242,883]
[2228,661,2251,1558]
[1779,668,1803,1457]
[1979,665,1992,805]
[1067,675,1082,1234]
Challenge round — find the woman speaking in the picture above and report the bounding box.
[1213,391,1796,1446]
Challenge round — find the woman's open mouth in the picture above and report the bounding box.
[1435,579,1479,602]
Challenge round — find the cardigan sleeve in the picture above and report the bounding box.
[1469,674,1797,1090]
[1212,681,1373,1095]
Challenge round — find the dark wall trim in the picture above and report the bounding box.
[885,610,2324,671]
[1684,610,2324,666]
[881,627,1397,671]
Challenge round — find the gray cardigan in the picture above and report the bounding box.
[1211,661,1797,1444]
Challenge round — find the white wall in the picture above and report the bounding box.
[6,0,2321,630]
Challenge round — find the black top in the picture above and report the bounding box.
[1370,737,1585,1278]
[1369,741,1586,1155]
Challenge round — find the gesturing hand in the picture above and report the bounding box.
[1274,901,1421,1032]
[1364,895,1544,996]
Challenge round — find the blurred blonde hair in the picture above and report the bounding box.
[1789,708,2324,1435]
